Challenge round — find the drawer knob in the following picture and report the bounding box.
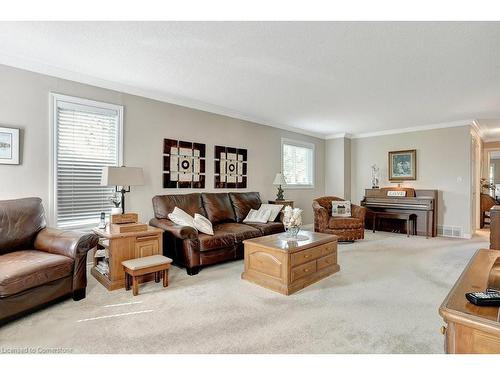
[440,326,446,335]
[304,255,310,258]
[304,268,309,272]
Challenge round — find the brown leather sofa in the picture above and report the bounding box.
[0,197,98,324]
[150,192,284,275]
[313,196,366,242]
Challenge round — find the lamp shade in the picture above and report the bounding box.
[101,166,144,187]
[273,173,287,186]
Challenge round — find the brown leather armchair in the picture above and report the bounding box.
[313,196,366,241]
[0,197,98,324]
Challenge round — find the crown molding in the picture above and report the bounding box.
[483,137,500,143]
[348,119,474,139]
[471,119,485,139]
[0,53,326,140]
[325,132,352,140]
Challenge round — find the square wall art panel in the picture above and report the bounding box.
[163,138,206,188]
[214,145,247,188]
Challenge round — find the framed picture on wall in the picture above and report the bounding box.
[163,138,206,188]
[388,149,416,181]
[214,145,247,188]
[0,127,20,165]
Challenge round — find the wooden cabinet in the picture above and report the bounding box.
[92,226,163,291]
[134,236,160,258]
[439,249,500,353]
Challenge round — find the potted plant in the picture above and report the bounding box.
[109,192,122,215]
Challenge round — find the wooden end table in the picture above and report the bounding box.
[92,225,163,291]
[268,199,294,208]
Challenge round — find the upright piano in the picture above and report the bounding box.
[361,188,437,237]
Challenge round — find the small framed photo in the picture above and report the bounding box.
[0,127,20,165]
[388,149,416,181]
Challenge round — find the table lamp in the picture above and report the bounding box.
[101,166,144,214]
[273,173,287,201]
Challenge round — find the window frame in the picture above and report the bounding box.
[281,138,315,189]
[49,93,124,229]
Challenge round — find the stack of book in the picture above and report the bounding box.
[95,259,109,277]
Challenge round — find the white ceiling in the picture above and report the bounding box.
[1,21,500,139]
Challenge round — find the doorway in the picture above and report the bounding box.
[479,148,500,229]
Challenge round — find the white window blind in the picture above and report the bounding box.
[282,139,314,187]
[53,94,122,228]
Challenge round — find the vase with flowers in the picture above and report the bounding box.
[283,206,303,239]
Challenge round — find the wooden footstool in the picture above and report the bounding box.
[122,255,172,296]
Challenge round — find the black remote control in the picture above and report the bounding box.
[465,289,500,306]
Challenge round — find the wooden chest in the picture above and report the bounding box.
[242,230,339,295]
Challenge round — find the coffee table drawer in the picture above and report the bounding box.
[291,260,317,282]
[320,242,336,257]
[317,254,336,270]
[291,247,321,266]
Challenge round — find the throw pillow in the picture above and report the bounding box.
[243,208,272,224]
[193,213,214,235]
[168,207,195,227]
[258,203,284,222]
[331,201,352,217]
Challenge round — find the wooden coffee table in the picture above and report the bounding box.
[242,230,339,295]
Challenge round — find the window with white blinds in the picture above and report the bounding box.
[52,94,123,228]
[281,138,315,187]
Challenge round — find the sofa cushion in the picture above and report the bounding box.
[201,193,236,223]
[243,208,271,224]
[194,214,214,235]
[0,197,46,255]
[152,193,205,219]
[214,223,262,242]
[229,192,262,222]
[0,250,73,297]
[246,222,285,236]
[168,207,195,227]
[198,231,235,252]
[328,217,363,230]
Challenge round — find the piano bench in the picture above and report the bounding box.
[372,212,417,237]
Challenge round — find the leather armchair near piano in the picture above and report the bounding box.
[313,196,367,241]
[0,197,99,324]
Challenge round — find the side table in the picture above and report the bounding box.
[268,199,294,208]
[91,225,163,291]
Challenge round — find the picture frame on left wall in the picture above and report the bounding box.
[0,127,20,165]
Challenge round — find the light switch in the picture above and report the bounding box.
[457,176,463,183]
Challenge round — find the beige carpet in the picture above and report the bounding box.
[0,230,490,354]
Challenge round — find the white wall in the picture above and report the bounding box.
[325,137,351,199]
[350,126,472,237]
[0,64,325,225]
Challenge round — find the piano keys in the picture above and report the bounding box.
[361,188,437,237]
